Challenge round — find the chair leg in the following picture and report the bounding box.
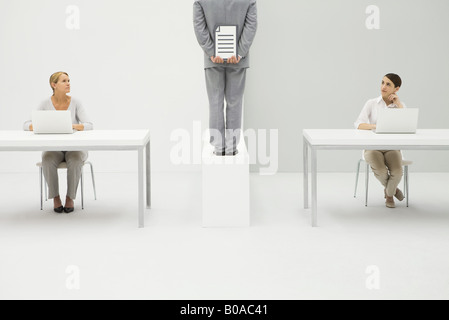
[40,167,43,210]
[45,178,48,201]
[81,171,84,210]
[403,166,406,198]
[87,162,97,200]
[365,163,370,207]
[354,160,362,198]
[405,165,409,207]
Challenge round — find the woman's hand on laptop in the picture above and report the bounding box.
[72,124,84,131]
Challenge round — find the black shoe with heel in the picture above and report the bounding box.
[63,207,74,214]
[213,150,226,156]
[226,150,239,156]
[54,206,64,214]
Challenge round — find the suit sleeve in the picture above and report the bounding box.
[193,1,215,57]
[238,0,257,58]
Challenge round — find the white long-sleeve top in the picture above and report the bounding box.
[23,97,93,131]
[354,95,406,129]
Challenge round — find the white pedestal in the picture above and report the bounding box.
[202,139,250,227]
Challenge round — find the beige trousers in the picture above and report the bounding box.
[42,151,88,200]
[364,150,403,197]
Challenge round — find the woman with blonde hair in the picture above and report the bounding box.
[24,72,93,213]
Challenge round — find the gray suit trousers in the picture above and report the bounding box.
[205,66,247,153]
[42,151,88,200]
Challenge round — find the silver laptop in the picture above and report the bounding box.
[374,108,419,134]
[32,110,74,134]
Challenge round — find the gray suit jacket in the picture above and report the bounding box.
[193,0,257,69]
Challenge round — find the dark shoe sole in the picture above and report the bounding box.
[54,206,64,213]
[226,150,239,156]
[214,150,239,156]
[63,207,75,214]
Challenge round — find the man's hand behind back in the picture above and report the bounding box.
[210,56,224,64]
[227,56,241,64]
[210,56,241,64]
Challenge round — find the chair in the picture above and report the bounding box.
[354,152,411,207]
[37,161,97,210]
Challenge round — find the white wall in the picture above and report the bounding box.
[1,0,449,173]
[245,0,449,172]
[0,0,208,173]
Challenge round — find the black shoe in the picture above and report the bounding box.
[213,150,226,156]
[63,207,74,214]
[226,150,239,156]
[54,206,64,214]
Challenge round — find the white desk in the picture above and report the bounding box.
[303,129,449,227]
[0,130,151,228]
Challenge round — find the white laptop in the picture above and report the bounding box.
[32,110,74,134]
[374,108,419,134]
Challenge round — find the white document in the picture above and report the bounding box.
[215,25,237,59]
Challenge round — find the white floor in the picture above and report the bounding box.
[1,171,449,300]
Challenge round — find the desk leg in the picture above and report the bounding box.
[303,138,309,209]
[39,166,43,210]
[146,141,151,209]
[311,147,318,227]
[138,148,144,228]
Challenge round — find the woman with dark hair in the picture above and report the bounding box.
[354,73,405,208]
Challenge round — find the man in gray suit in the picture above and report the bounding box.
[193,0,257,156]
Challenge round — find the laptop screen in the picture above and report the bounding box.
[32,110,74,134]
[375,108,419,134]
